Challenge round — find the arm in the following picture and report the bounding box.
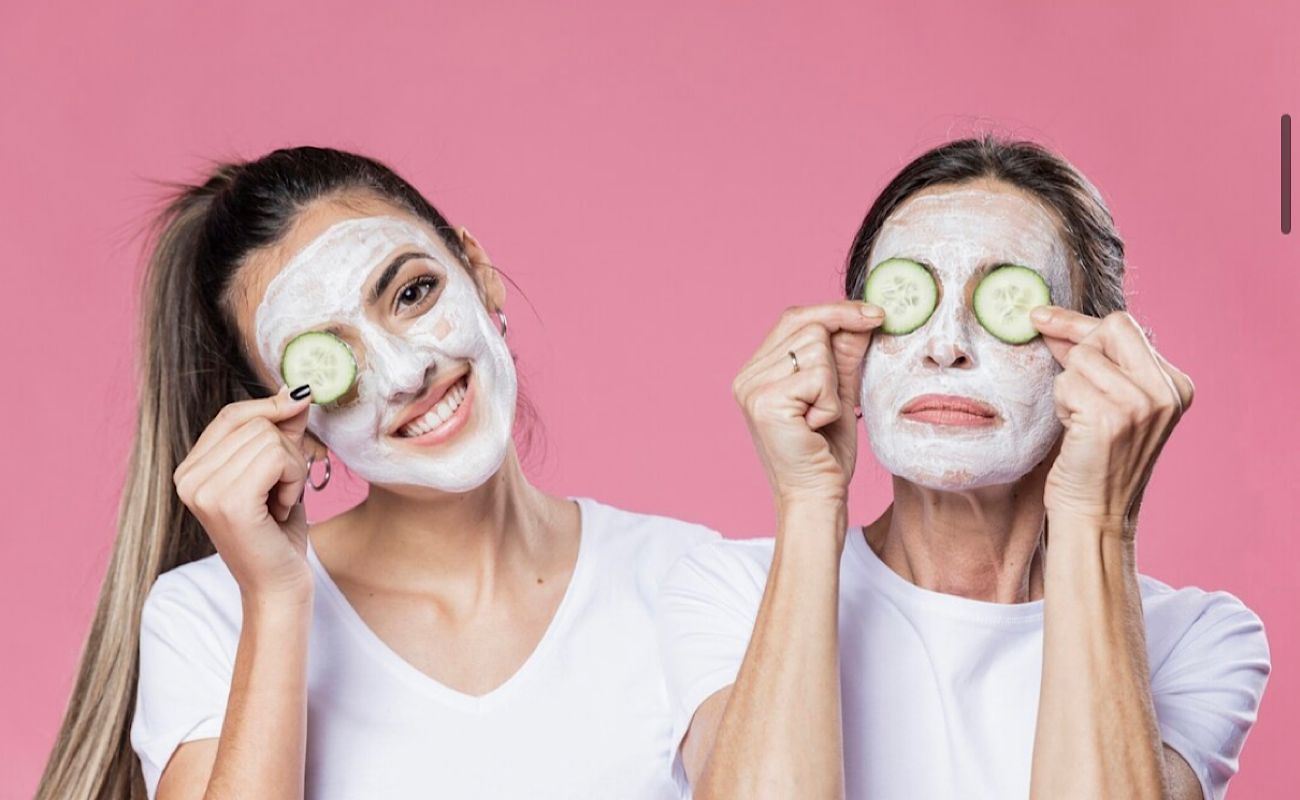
[158,590,313,800]
[1032,514,1199,800]
[158,385,319,799]
[687,503,847,799]
[1026,307,1203,799]
[682,301,882,798]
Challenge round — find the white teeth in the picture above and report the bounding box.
[398,377,469,437]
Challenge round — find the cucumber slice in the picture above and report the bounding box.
[280,331,357,404]
[972,264,1052,344]
[863,258,939,335]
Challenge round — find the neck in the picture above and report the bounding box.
[865,464,1050,604]
[327,448,574,594]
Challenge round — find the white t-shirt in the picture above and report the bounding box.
[130,496,719,800]
[655,530,1271,800]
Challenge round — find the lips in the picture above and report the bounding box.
[899,393,998,418]
[387,366,472,436]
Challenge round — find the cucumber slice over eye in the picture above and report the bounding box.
[280,331,358,405]
[972,264,1052,344]
[863,258,939,335]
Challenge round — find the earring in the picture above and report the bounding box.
[497,309,508,337]
[306,452,331,491]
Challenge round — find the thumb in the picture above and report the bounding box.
[832,329,873,405]
[275,384,313,445]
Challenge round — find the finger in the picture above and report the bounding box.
[177,415,298,501]
[210,433,307,525]
[1029,305,1103,345]
[756,301,886,356]
[1080,313,1187,413]
[1053,367,1112,427]
[272,448,311,522]
[277,387,313,446]
[829,328,874,406]
[754,363,842,431]
[1033,308,1178,409]
[1148,349,1195,414]
[735,323,834,403]
[1063,343,1153,410]
[185,384,313,470]
[1034,308,1161,383]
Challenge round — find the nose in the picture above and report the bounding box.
[920,300,975,370]
[362,329,434,398]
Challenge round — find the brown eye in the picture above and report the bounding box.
[395,275,440,312]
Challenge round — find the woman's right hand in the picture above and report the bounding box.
[173,384,316,600]
[731,301,885,512]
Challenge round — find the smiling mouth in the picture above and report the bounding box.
[396,372,472,438]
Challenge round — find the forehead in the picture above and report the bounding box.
[238,196,449,312]
[872,180,1068,272]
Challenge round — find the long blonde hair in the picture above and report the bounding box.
[37,147,478,798]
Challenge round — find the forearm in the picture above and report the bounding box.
[1031,514,1167,799]
[697,501,846,800]
[204,590,313,800]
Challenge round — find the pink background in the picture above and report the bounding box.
[2,1,1296,796]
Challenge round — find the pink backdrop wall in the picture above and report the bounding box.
[2,1,1295,796]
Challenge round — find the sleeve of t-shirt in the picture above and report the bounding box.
[130,570,236,799]
[654,539,772,792]
[1149,589,1271,800]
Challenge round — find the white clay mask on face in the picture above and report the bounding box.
[859,185,1076,490]
[254,216,517,492]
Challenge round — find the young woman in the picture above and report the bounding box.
[656,136,1271,799]
[38,146,718,800]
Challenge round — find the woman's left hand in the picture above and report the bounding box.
[1030,306,1196,535]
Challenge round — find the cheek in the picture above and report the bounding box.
[985,344,1061,405]
[875,335,907,356]
[433,316,455,341]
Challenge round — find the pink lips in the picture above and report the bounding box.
[899,393,999,427]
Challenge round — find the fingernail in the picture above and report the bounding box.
[1030,307,1052,323]
[862,303,886,317]
[290,384,312,401]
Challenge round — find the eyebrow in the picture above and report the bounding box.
[367,252,433,305]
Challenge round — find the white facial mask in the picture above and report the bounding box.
[859,186,1076,490]
[254,216,517,492]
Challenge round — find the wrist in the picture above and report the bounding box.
[242,579,315,616]
[776,498,848,553]
[1046,508,1136,543]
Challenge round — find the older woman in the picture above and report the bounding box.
[656,136,1270,800]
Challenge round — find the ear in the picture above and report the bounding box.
[457,227,507,313]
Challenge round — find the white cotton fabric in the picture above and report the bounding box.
[655,532,1271,800]
[131,496,719,799]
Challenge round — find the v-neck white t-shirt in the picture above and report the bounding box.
[654,531,1271,800]
[130,496,719,799]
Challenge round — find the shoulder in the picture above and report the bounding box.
[576,496,722,582]
[140,551,243,642]
[1137,573,1270,666]
[658,536,776,617]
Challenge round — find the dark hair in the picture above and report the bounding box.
[37,146,537,799]
[844,134,1127,318]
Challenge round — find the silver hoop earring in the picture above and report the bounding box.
[497,309,508,337]
[306,452,331,491]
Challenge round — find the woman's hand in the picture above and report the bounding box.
[1031,306,1195,534]
[732,302,885,512]
[173,385,316,599]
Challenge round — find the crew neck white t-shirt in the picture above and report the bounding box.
[655,530,1271,800]
[130,496,720,799]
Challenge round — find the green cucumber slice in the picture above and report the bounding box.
[972,264,1052,344]
[280,331,357,404]
[863,258,939,335]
